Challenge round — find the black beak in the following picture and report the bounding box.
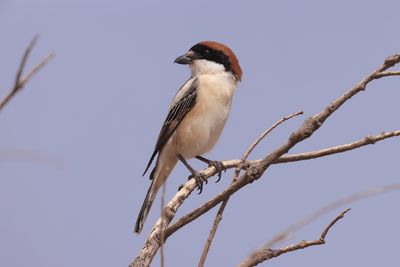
[174,53,192,64]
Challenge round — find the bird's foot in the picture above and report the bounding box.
[188,172,208,194]
[195,156,226,182]
[207,160,226,183]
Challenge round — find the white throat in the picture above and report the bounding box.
[190,59,226,76]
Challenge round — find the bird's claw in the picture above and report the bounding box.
[189,172,208,194]
[208,160,226,183]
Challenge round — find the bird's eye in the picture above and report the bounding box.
[205,49,210,54]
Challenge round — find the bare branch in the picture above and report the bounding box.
[0,35,55,111]
[240,111,304,169]
[276,130,400,163]
[19,53,55,89]
[159,183,166,267]
[238,182,400,267]
[197,200,228,267]
[373,70,400,78]
[198,111,303,267]
[238,209,350,267]
[15,35,39,86]
[131,54,400,267]
[264,182,400,249]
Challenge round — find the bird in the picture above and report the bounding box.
[134,41,242,234]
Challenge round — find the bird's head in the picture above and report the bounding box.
[174,41,242,81]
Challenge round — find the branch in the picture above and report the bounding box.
[264,182,400,249]
[159,183,167,267]
[197,200,227,267]
[198,111,303,267]
[239,181,400,266]
[276,130,400,163]
[131,129,399,267]
[131,54,400,267]
[0,35,55,111]
[238,209,350,267]
[239,111,304,169]
[373,70,400,78]
[164,129,400,241]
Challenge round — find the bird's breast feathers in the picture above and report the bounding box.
[173,73,237,158]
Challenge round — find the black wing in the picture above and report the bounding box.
[142,79,199,176]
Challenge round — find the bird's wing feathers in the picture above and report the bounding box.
[142,78,199,176]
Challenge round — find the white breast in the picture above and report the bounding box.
[174,71,237,158]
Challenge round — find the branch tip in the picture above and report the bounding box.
[320,208,351,240]
[0,35,54,111]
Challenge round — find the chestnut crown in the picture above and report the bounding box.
[175,41,242,81]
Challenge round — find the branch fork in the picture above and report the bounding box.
[0,35,54,111]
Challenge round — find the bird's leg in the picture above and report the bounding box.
[177,154,208,194]
[195,155,226,183]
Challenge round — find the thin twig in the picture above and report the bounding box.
[234,111,304,181]
[0,35,55,111]
[240,111,304,172]
[239,182,400,266]
[373,70,400,78]
[276,130,400,163]
[238,209,350,267]
[264,182,400,249]
[197,111,303,267]
[131,54,400,267]
[160,183,167,267]
[197,200,228,267]
[15,35,39,86]
[19,53,54,88]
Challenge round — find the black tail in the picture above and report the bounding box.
[134,179,156,234]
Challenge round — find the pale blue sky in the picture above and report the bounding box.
[1,1,399,266]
